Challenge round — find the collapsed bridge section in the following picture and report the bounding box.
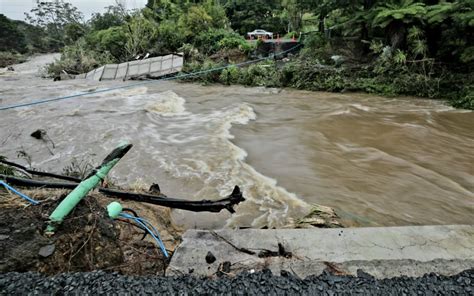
[75,54,184,81]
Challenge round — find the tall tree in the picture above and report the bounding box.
[372,0,426,49]
[0,14,27,53]
[89,4,127,31]
[25,0,84,48]
[223,0,286,35]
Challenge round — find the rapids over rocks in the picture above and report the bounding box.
[1,55,473,228]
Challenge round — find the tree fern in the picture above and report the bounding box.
[407,26,427,57]
[427,0,474,26]
[426,2,454,25]
[372,0,427,28]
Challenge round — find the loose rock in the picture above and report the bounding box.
[38,244,56,258]
[205,251,216,264]
[1,269,472,295]
[222,261,231,273]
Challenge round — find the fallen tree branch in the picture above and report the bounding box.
[257,243,292,258]
[0,175,245,213]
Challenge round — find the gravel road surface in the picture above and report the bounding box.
[1,269,472,295]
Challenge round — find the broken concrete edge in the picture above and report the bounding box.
[167,258,474,280]
[166,225,474,279]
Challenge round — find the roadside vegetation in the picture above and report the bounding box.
[0,0,472,109]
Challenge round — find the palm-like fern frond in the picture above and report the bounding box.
[372,0,427,28]
[427,1,474,26]
[426,2,455,24]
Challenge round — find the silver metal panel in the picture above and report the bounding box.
[101,64,118,80]
[115,63,128,79]
[92,66,104,81]
[76,54,183,81]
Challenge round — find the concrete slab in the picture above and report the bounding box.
[167,225,474,278]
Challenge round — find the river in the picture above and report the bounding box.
[1,54,473,228]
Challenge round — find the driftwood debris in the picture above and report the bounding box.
[30,129,55,155]
[257,243,292,258]
[210,231,256,255]
[0,174,245,213]
[209,231,293,258]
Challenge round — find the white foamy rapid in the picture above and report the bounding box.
[145,90,188,115]
[136,90,311,228]
[2,56,473,229]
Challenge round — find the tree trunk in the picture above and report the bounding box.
[360,22,370,56]
[319,14,325,35]
[387,20,406,49]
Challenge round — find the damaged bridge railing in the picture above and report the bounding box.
[74,53,184,81]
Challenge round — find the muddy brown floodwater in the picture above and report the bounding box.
[1,55,473,228]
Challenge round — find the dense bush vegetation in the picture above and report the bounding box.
[0,52,27,68]
[42,0,253,75]
[178,0,473,109]
[0,0,472,109]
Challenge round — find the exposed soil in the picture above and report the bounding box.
[0,189,182,276]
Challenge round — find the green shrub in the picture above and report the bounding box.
[0,156,14,176]
[193,28,241,55]
[124,14,158,59]
[0,51,27,67]
[47,38,115,76]
[451,92,474,109]
[182,59,224,84]
[156,20,185,53]
[300,32,331,62]
[218,35,252,54]
[238,62,280,87]
[219,65,240,85]
[64,22,86,45]
[0,14,28,54]
[86,26,126,61]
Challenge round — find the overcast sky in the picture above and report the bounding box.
[0,0,147,21]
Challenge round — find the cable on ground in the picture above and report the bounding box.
[0,180,40,205]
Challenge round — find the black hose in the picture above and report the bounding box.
[0,159,81,182]
[0,174,245,213]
